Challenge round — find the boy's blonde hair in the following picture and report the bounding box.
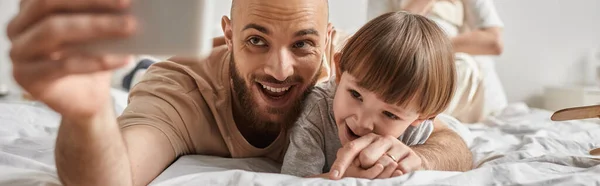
[338,11,456,118]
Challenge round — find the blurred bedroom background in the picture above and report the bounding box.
[1,0,600,110]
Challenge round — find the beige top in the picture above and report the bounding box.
[117,46,290,162]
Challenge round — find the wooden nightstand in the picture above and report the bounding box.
[544,86,600,112]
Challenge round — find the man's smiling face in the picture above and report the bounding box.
[223,0,331,131]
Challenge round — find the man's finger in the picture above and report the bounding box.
[6,0,34,40]
[7,0,131,39]
[13,54,131,95]
[358,135,396,169]
[329,134,379,180]
[19,0,31,10]
[397,152,423,174]
[10,14,136,62]
[62,54,132,74]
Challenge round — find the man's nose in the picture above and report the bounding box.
[264,49,295,81]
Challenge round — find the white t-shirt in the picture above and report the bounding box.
[368,0,504,32]
[467,0,504,28]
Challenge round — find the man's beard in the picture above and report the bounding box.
[229,54,321,133]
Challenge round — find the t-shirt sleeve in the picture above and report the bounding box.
[399,120,434,146]
[117,62,201,158]
[281,104,327,177]
[467,0,504,28]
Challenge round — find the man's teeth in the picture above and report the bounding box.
[261,84,291,93]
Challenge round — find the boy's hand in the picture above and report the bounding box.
[329,134,424,179]
[339,158,385,179]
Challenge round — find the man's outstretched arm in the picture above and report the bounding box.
[412,119,473,171]
[55,104,177,186]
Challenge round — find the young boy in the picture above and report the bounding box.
[281,12,457,178]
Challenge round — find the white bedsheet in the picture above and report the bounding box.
[1,100,599,186]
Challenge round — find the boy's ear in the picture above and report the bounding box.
[410,115,436,127]
[334,52,342,83]
[410,119,425,127]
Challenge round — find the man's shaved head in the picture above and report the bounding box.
[231,0,329,20]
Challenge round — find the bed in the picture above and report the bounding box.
[1,90,599,186]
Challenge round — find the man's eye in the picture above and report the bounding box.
[247,37,267,47]
[383,111,400,120]
[292,41,312,49]
[348,89,363,102]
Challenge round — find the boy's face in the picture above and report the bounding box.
[333,72,426,145]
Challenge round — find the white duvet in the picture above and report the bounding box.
[1,98,599,186]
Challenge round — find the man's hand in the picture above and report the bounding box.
[328,134,424,180]
[7,1,145,185]
[8,0,136,120]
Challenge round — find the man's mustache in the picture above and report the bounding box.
[253,75,304,85]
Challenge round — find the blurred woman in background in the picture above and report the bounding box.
[368,0,507,123]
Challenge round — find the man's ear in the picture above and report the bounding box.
[324,23,337,79]
[326,23,334,46]
[334,52,342,83]
[221,16,233,51]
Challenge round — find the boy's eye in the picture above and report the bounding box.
[383,111,400,120]
[247,36,267,47]
[348,89,363,102]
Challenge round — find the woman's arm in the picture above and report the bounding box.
[400,0,504,55]
[400,0,437,15]
[451,27,503,55]
[455,0,505,55]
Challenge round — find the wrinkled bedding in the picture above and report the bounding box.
[1,97,599,185]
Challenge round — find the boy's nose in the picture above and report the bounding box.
[353,116,374,136]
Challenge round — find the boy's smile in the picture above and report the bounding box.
[340,118,361,143]
[333,72,425,145]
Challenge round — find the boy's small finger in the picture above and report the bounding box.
[376,161,398,179]
[329,170,340,180]
[330,136,378,180]
[329,161,350,179]
[392,170,403,177]
[363,163,385,179]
